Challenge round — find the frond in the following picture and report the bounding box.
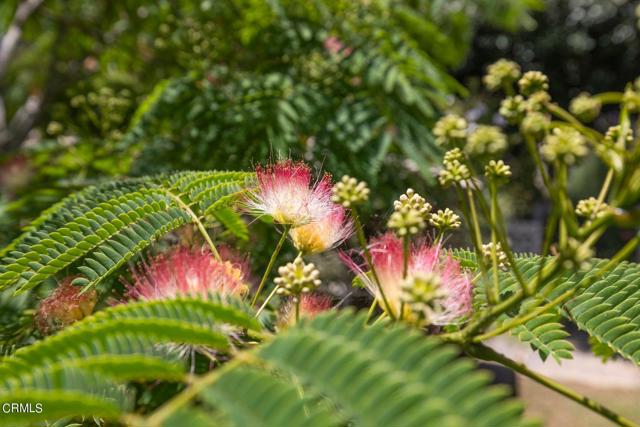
[0,171,253,293]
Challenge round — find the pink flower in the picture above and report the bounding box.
[342,233,472,325]
[218,244,254,286]
[246,160,335,226]
[36,277,97,335]
[289,205,353,254]
[124,246,247,301]
[280,293,333,326]
[324,36,353,57]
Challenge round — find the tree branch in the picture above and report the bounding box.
[0,0,44,82]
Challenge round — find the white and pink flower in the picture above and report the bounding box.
[124,246,247,301]
[246,160,335,227]
[289,205,353,254]
[342,233,472,325]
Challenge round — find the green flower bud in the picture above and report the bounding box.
[393,188,432,218]
[483,59,521,92]
[520,112,550,139]
[443,148,464,163]
[275,256,321,301]
[541,127,588,164]
[524,91,551,112]
[387,207,426,237]
[561,238,593,271]
[623,85,640,113]
[499,95,526,124]
[401,272,446,325]
[429,208,461,231]
[331,175,370,208]
[466,125,508,156]
[569,93,602,123]
[518,71,549,96]
[482,242,509,270]
[484,160,512,183]
[595,125,632,171]
[438,160,470,187]
[433,114,467,147]
[575,197,610,221]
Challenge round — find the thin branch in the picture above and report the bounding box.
[467,343,640,427]
[0,0,45,82]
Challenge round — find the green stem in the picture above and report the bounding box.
[593,91,623,105]
[471,180,528,293]
[545,102,604,140]
[295,298,300,323]
[142,353,256,426]
[255,285,280,318]
[488,182,501,303]
[467,343,640,427]
[351,209,395,319]
[475,233,640,342]
[251,225,291,307]
[402,236,410,278]
[459,186,494,304]
[166,191,221,261]
[365,299,378,323]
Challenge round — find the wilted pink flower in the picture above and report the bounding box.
[125,246,247,301]
[324,36,353,57]
[342,233,472,325]
[36,277,97,335]
[280,293,333,327]
[218,244,253,286]
[289,205,353,254]
[246,160,335,226]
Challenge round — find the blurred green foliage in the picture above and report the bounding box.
[0,0,541,246]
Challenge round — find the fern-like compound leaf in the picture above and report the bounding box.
[0,171,254,293]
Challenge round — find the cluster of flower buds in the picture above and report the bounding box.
[569,93,602,123]
[429,208,461,232]
[275,256,321,302]
[541,127,588,164]
[482,242,509,270]
[500,95,527,124]
[484,160,512,183]
[388,189,432,237]
[483,59,521,92]
[433,114,467,147]
[575,197,610,221]
[331,175,370,207]
[401,272,447,325]
[560,238,593,271]
[520,111,550,138]
[439,149,470,187]
[596,125,633,171]
[518,71,549,96]
[466,125,508,156]
[484,60,555,137]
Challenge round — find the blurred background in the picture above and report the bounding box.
[1,1,640,425]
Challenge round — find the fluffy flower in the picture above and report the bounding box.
[218,244,254,287]
[36,277,97,335]
[125,246,247,301]
[342,233,472,325]
[246,160,335,227]
[289,206,353,254]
